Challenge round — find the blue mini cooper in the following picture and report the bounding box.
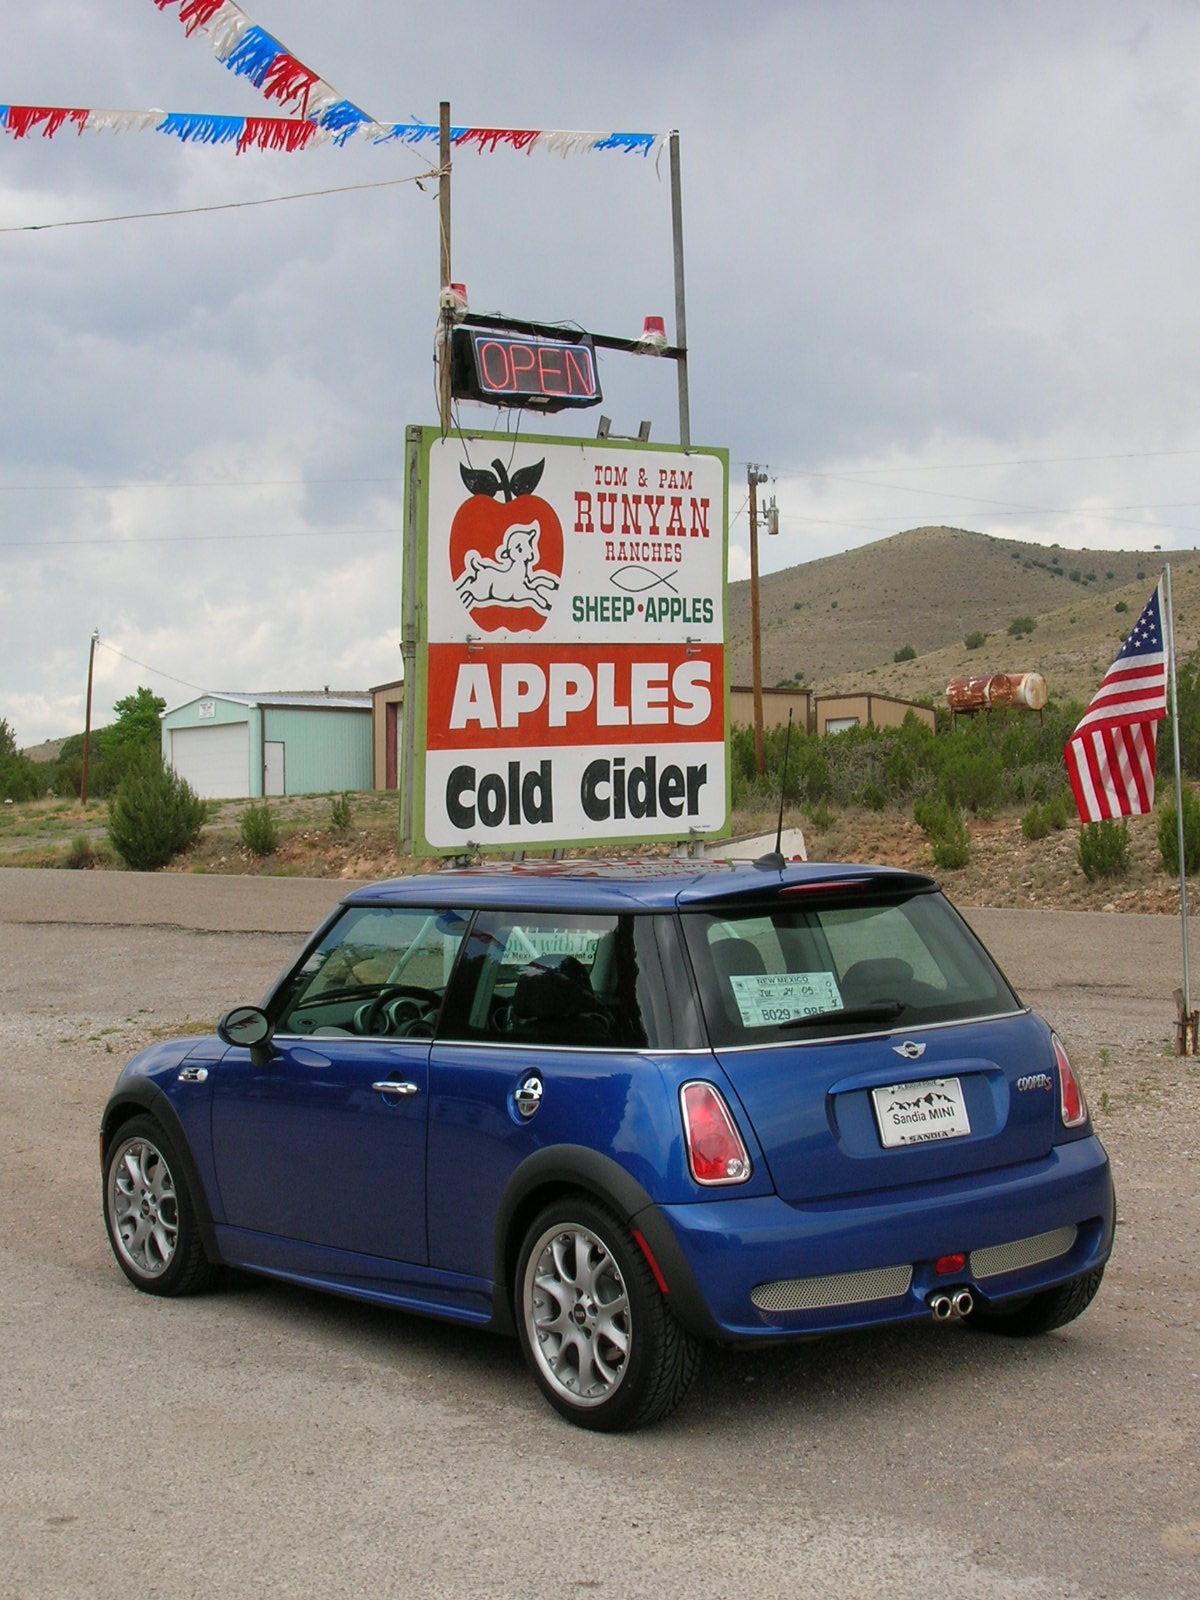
[101,860,1114,1430]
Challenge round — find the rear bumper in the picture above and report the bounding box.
[656,1134,1114,1340]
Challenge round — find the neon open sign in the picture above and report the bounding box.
[452,327,601,411]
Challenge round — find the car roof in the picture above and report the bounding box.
[341,859,938,914]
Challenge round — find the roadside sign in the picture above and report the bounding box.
[403,426,729,854]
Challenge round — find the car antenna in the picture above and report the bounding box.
[754,707,794,870]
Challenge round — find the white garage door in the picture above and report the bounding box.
[169,723,250,799]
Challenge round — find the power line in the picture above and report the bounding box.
[776,445,1200,476]
[0,172,438,236]
[0,525,400,550]
[96,640,208,695]
[778,467,1200,538]
[0,475,402,493]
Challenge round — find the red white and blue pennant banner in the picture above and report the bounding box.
[0,0,664,157]
[0,107,664,158]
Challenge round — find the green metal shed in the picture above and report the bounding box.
[160,691,372,800]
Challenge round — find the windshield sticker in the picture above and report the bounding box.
[501,927,604,966]
[730,971,842,1027]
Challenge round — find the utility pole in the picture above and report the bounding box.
[747,465,768,774]
[80,628,99,805]
[668,131,689,448]
[437,100,453,432]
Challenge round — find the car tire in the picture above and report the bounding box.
[515,1196,702,1431]
[968,1264,1105,1336]
[103,1116,213,1297]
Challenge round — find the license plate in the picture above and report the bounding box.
[872,1076,971,1147]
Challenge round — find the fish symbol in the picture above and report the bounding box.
[608,565,680,595]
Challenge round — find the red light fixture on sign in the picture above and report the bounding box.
[451,326,602,411]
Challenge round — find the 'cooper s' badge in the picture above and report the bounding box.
[892,1041,926,1060]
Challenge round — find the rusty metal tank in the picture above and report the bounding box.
[946,672,1047,713]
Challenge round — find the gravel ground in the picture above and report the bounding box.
[1,867,1197,1600]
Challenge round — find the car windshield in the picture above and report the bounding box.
[681,887,1020,1046]
[270,905,468,1036]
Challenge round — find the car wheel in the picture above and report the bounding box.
[515,1196,702,1431]
[103,1117,212,1296]
[968,1264,1105,1336]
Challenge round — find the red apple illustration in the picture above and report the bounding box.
[449,458,563,633]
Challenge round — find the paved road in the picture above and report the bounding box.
[1,868,1197,1600]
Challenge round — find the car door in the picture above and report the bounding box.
[211,902,467,1268]
[211,1033,431,1264]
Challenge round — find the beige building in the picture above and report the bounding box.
[728,684,812,732]
[812,693,936,736]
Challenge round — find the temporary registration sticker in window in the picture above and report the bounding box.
[872,1077,971,1147]
[729,970,842,1027]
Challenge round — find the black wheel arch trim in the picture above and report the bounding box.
[491,1144,719,1340]
[100,1083,222,1267]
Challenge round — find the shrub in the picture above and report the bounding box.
[1021,804,1052,841]
[106,753,208,871]
[932,820,971,870]
[1077,819,1131,881]
[0,716,46,802]
[64,835,101,869]
[1048,790,1073,829]
[937,733,1006,814]
[1021,790,1072,839]
[1114,601,1128,614]
[1007,616,1036,637]
[893,644,916,663]
[329,792,353,831]
[964,631,987,650]
[1157,787,1200,875]
[239,801,278,856]
[913,795,970,869]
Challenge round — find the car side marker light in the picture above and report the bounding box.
[680,1081,752,1185]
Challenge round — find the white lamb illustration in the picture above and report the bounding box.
[456,521,559,615]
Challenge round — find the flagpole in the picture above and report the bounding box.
[1165,563,1193,1048]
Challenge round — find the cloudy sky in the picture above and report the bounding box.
[4,0,1200,744]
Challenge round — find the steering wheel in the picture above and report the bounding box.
[355,985,438,1037]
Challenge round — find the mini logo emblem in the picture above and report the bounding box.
[893,1041,926,1060]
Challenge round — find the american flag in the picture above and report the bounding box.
[1064,580,1167,822]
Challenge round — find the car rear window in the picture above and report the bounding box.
[681,888,1020,1046]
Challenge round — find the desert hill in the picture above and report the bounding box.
[727,526,1200,706]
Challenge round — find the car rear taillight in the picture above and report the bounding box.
[1052,1034,1088,1128]
[680,1081,752,1185]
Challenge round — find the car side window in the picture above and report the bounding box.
[271,905,469,1038]
[439,911,670,1049]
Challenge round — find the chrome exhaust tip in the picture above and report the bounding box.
[952,1288,974,1318]
[928,1293,954,1322]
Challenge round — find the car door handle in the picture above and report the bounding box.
[372,1079,420,1097]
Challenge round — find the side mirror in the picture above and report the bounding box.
[217,1004,276,1068]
